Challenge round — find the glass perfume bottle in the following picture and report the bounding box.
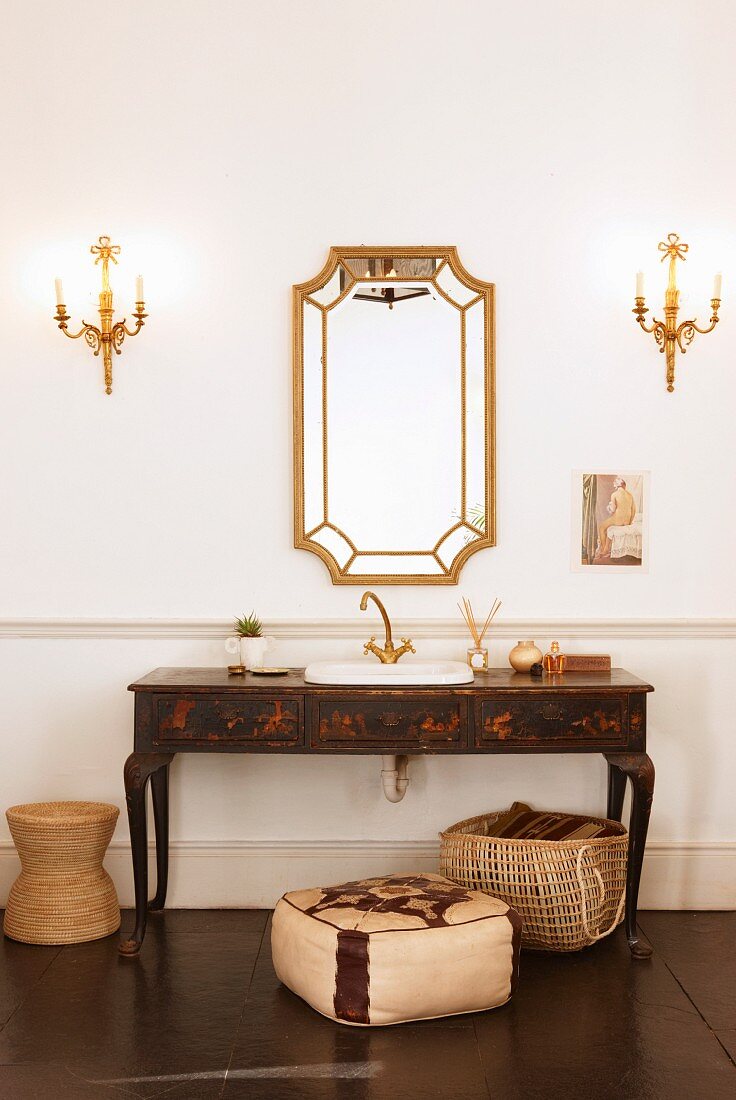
[543,640,564,673]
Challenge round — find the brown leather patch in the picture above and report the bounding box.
[506,906,522,995]
[304,875,473,929]
[334,929,370,1024]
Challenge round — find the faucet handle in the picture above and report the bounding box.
[401,638,416,654]
[363,635,376,655]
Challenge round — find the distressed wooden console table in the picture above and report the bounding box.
[121,667,654,958]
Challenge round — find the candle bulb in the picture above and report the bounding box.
[54,277,64,306]
[135,275,144,303]
[635,271,645,298]
[713,272,722,300]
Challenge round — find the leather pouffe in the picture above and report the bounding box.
[271,872,521,1026]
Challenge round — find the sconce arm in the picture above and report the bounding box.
[687,319,719,336]
[681,304,721,338]
[110,309,147,354]
[55,311,102,356]
[632,299,664,337]
[119,312,147,339]
[676,302,721,353]
[636,315,665,337]
[55,308,101,343]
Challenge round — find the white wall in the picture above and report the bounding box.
[1,1,735,907]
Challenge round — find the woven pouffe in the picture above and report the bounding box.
[272,872,521,1026]
[4,802,121,944]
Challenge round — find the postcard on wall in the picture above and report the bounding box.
[571,471,650,572]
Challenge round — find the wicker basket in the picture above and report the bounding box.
[440,808,628,952]
[4,801,121,945]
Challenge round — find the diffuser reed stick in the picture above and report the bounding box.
[458,597,501,670]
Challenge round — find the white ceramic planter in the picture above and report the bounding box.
[225,635,274,670]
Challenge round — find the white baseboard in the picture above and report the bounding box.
[1,839,733,911]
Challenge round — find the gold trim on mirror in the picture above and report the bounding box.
[293,246,495,584]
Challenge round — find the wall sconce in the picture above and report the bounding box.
[633,232,722,392]
[53,235,147,394]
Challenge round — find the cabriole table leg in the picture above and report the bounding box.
[604,751,655,959]
[607,759,628,822]
[149,761,171,910]
[119,752,173,957]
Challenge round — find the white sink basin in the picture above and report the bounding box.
[304,659,473,686]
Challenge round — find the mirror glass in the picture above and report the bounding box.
[294,248,495,583]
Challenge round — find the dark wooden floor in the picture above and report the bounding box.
[0,911,734,1099]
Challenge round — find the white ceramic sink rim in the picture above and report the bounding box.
[303,659,473,686]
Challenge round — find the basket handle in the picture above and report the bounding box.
[576,845,626,944]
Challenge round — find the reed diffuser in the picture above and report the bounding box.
[458,596,501,671]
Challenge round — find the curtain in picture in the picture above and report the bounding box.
[581,474,597,565]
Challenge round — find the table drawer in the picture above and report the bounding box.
[313,695,466,750]
[476,694,627,747]
[155,694,303,746]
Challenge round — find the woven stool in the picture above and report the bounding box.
[4,801,121,944]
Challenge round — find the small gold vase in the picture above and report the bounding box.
[508,640,543,673]
[467,646,489,671]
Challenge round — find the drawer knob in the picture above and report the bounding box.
[541,702,562,721]
[378,712,404,727]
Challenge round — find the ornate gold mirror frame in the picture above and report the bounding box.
[293,246,495,584]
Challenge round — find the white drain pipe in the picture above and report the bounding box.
[381,755,410,802]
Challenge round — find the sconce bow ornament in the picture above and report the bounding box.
[657,233,688,264]
[91,235,121,274]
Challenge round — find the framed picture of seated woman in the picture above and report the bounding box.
[572,471,650,571]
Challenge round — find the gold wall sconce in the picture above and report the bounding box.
[53,235,147,394]
[633,232,722,392]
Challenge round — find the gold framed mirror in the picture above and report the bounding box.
[293,246,495,584]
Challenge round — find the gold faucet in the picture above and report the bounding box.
[360,591,416,664]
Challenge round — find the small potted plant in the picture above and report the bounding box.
[225,612,273,670]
